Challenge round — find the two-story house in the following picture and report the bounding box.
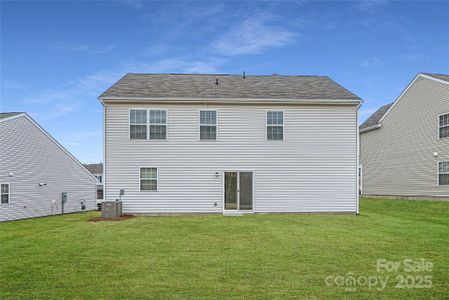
[99,73,362,214]
[360,73,449,199]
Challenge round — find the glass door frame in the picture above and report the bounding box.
[222,170,254,213]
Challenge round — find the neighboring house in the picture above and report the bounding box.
[0,112,97,221]
[83,163,104,202]
[99,73,362,214]
[360,73,449,199]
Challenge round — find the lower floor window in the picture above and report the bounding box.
[438,161,449,185]
[140,167,158,191]
[1,184,10,204]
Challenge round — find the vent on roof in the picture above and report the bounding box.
[243,71,246,79]
[215,78,219,85]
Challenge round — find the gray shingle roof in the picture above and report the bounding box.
[100,73,361,101]
[423,73,449,83]
[360,103,393,131]
[83,163,103,174]
[0,112,24,120]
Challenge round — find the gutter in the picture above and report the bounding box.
[359,123,382,133]
[99,96,362,106]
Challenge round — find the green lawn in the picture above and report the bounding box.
[0,198,448,299]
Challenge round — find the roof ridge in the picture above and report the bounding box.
[125,73,329,77]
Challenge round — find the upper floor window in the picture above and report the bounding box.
[438,161,449,185]
[140,167,158,191]
[200,110,217,140]
[267,110,284,140]
[149,110,167,140]
[95,175,102,183]
[130,109,147,139]
[439,113,449,139]
[130,109,167,140]
[1,184,10,204]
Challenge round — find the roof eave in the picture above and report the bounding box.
[99,96,361,105]
[360,123,382,133]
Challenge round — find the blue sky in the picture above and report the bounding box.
[1,0,448,163]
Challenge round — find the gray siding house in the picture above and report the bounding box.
[0,113,97,221]
[100,74,362,214]
[360,73,449,199]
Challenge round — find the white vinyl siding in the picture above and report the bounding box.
[199,110,217,140]
[438,161,449,185]
[1,184,10,204]
[439,113,449,139]
[267,110,284,140]
[105,104,358,213]
[140,167,158,191]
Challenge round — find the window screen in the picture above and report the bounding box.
[267,111,284,140]
[130,110,147,139]
[200,110,217,140]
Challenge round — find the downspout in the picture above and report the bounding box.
[99,96,106,203]
[356,103,361,215]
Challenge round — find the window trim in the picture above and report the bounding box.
[198,109,218,141]
[129,108,168,141]
[139,167,159,191]
[1,183,10,205]
[149,109,168,140]
[129,108,149,140]
[437,161,449,186]
[438,112,449,140]
[266,109,285,141]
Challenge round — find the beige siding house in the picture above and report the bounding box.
[0,113,97,221]
[100,74,361,214]
[360,73,449,199]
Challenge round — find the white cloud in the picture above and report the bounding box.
[360,57,383,68]
[125,57,225,74]
[212,14,297,56]
[60,130,102,148]
[116,0,145,10]
[403,54,428,62]
[53,42,116,55]
[1,79,28,91]
[356,0,388,12]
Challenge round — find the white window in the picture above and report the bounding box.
[140,167,158,191]
[95,175,102,183]
[149,110,167,140]
[1,184,10,204]
[438,161,449,185]
[130,109,147,139]
[267,110,284,140]
[200,110,217,140]
[439,113,449,139]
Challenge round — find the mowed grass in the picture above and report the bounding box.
[0,198,448,299]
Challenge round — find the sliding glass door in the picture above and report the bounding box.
[224,171,253,211]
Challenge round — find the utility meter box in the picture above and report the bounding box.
[102,201,122,218]
[61,192,68,214]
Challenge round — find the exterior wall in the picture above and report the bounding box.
[360,76,449,198]
[0,115,97,221]
[105,103,358,213]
